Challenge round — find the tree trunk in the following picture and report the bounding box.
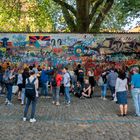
[76,0,90,32]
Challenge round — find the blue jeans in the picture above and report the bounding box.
[52,86,60,102]
[109,85,115,98]
[101,84,107,97]
[131,88,140,116]
[6,84,13,102]
[64,87,70,103]
[21,88,25,103]
[41,82,48,96]
[24,97,37,119]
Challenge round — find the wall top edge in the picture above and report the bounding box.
[0,32,139,34]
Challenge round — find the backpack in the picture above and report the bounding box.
[25,78,36,100]
[51,77,57,87]
[97,76,104,86]
[68,72,72,84]
[78,69,84,79]
[3,71,15,85]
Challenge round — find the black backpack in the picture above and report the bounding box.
[51,77,57,87]
[25,78,36,100]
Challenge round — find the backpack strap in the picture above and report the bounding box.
[31,78,36,84]
[27,78,30,84]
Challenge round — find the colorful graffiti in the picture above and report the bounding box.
[0,33,140,69]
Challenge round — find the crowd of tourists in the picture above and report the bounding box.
[0,62,140,123]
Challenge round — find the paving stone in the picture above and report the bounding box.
[0,91,140,140]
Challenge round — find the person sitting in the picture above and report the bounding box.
[73,81,82,98]
[81,79,92,98]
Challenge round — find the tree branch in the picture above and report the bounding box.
[52,0,77,17]
[62,7,77,32]
[89,0,104,22]
[91,0,114,32]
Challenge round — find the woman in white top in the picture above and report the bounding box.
[115,71,128,116]
[17,70,23,100]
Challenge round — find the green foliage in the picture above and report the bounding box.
[0,0,54,32]
[0,0,139,32]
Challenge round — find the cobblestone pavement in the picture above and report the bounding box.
[0,92,140,140]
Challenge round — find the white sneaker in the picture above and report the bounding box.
[103,97,107,100]
[56,102,60,106]
[5,98,8,104]
[7,101,13,105]
[66,101,70,106]
[100,96,103,99]
[52,101,55,104]
[21,101,24,105]
[30,118,36,123]
[23,117,26,122]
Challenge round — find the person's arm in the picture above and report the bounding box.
[125,79,128,91]
[131,75,134,90]
[115,78,119,93]
[35,78,39,90]
[9,72,15,79]
[84,85,91,92]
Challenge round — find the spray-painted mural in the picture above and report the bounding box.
[0,33,140,69]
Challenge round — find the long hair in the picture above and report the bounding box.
[118,70,126,80]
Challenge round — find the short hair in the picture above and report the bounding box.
[132,67,139,73]
[64,67,68,70]
[29,70,35,75]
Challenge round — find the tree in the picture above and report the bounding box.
[0,0,54,32]
[52,0,114,32]
[51,0,140,32]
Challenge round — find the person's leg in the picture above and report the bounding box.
[124,104,128,115]
[65,87,70,103]
[75,92,82,98]
[132,91,139,116]
[21,88,25,104]
[102,84,107,99]
[44,83,48,96]
[109,85,115,99]
[88,88,92,97]
[31,98,37,119]
[119,104,124,115]
[56,87,60,103]
[7,85,12,102]
[41,83,44,96]
[24,98,31,118]
[101,85,104,98]
[6,84,9,101]
[41,83,46,96]
[52,87,56,103]
[138,92,140,116]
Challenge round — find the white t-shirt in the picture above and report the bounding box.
[115,78,127,92]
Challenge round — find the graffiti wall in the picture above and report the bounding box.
[0,33,140,69]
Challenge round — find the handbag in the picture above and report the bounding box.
[12,85,19,94]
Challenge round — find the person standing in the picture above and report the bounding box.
[23,70,39,123]
[100,70,108,100]
[131,67,140,117]
[21,68,30,105]
[40,66,51,98]
[87,69,96,94]
[17,70,23,100]
[115,71,128,116]
[75,64,84,88]
[107,69,118,100]
[52,70,62,106]
[63,67,71,106]
[4,67,15,105]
